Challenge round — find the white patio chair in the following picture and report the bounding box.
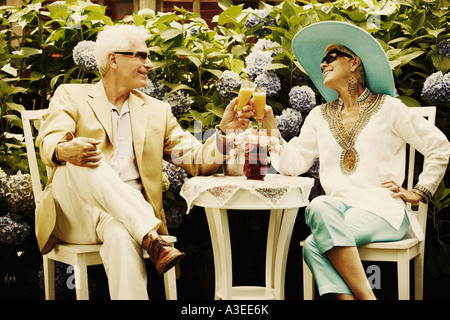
[300,106,436,300]
[22,109,178,300]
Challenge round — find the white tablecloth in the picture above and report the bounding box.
[180,174,314,213]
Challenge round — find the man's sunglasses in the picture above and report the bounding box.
[114,51,150,61]
[321,48,354,65]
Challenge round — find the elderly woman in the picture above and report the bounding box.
[257,21,450,299]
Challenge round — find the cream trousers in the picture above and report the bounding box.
[51,159,161,299]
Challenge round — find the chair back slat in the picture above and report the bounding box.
[21,110,47,204]
[405,106,436,235]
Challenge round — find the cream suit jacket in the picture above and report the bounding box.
[37,80,225,254]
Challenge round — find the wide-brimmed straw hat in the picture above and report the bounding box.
[292,21,395,103]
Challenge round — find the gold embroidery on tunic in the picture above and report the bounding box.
[322,90,385,175]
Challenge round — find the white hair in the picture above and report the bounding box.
[94,24,150,75]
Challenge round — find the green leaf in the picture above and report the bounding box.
[348,9,367,23]
[431,53,450,74]
[164,83,196,93]
[155,13,178,25]
[426,28,445,39]
[263,63,289,72]
[206,103,225,118]
[1,64,17,77]
[230,58,244,74]
[217,0,233,10]
[46,1,69,20]
[160,28,183,41]
[171,47,196,56]
[314,8,331,21]
[11,47,42,58]
[187,56,202,68]
[188,109,205,122]
[281,0,297,19]
[218,4,243,26]
[204,68,222,78]
[5,101,25,113]
[410,10,425,34]
[398,96,421,107]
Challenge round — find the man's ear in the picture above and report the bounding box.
[108,52,118,70]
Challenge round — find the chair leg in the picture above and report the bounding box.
[43,255,55,300]
[414,252,424,300]
[303,256,315,300]
[397,254,410,300]
[164,266,178,300]
[162,240,178,300]
[73,255,90,300]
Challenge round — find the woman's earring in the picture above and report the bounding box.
[348,75,357,98]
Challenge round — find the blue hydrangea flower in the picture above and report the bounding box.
[254,72,281,97]
[252,39,282,58]
[245,9,274,37]
[216,70,242,98]
[164,91,194,116]
[245,50,273,80]
[163,161,188,192]
[437,39,450,58]
[276,108,303,140]
[293,70,307,82]
[72,40,97,72]
[0,172,34,214]
[136,79,155,96]
[0,214,31,245]
[307,157,320,179]
[289,85,316,113]
[422,71,450,108]
[188,25,201,37]
[163,199,186,229]
[150,80,169,101]
[138,80,192,116]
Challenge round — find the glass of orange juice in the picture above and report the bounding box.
[236,79,256,112]
[253,86,267,121]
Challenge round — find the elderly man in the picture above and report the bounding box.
[36,24,252,299]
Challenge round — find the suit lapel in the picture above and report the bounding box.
[86,80,113,142]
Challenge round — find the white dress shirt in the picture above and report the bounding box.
[109,99,143,191]
[271,89,450,238]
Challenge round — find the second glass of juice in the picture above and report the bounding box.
[253,87,267,120]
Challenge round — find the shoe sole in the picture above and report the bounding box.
[158,252,186,276]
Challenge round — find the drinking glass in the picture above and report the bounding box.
[253,87,266,119]
[236,79,256,112]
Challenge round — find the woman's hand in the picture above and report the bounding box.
[381,181,423,204]
[253,104,280,137]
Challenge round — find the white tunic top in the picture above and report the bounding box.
[272,90,450,237]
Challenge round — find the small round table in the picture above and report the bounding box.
[180,174,314,300]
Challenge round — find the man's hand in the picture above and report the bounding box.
[218,98,253,133]
[55,137,102,168]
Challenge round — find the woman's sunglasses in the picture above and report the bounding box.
[321,48,354,65]
[114,51,150,61]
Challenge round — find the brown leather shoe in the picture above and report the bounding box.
[146,235,185,275]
